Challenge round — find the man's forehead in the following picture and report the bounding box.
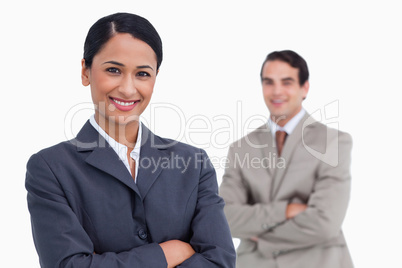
[263,61,299,78]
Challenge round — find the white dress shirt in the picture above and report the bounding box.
[89,115,142,181]
[268,108,306,138]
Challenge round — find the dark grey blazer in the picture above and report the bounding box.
[26,121,236,268]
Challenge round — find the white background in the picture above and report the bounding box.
[1,1,401,267]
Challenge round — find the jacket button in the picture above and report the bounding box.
[138,229,148,240]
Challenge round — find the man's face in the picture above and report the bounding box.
[261,60,309,126]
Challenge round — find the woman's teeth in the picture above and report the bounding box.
[113,99,135,106]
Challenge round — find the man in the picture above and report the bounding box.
[219,50,353,268]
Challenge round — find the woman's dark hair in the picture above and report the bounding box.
[83,12,163,70]
[260,50,309,86]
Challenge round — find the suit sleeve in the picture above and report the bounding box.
[178,149,236,268]
[26,153,168,268]
[257,132,353,259]
[219,145,288,239]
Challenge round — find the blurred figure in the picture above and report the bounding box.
[220,50,353,268]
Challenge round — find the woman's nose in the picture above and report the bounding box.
[119,76,137,97]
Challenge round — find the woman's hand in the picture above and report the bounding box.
[159,240,195,268]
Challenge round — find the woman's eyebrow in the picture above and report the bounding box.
[102,60,125,66]
[102,61,154,71]
[137,65,154,71]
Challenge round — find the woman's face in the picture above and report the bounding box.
[81,33,157,131]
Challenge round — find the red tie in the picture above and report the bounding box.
[275,130,287,156]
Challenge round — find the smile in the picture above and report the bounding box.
[109,97,140,111]
[113,99,135,106]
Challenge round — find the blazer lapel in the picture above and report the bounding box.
[254,124,276,177]
[136,124,170,200]
[75,121,141,196]
[271,113,311,198]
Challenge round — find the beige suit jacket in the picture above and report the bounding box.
[220,113,353,268]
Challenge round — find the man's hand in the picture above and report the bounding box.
[159,240,195,268]
[286,203,307,219]
[249,204,307,243]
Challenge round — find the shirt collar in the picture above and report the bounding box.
[89,115,142,177]
[268,108,305,137]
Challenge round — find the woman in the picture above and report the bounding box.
[25,13,235,268]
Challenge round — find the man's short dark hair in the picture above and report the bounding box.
[260,50,309,86]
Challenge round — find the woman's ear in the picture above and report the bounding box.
[81,59,90,86]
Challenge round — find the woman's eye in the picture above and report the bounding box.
[107,67,120,74]
[137,71,150,77]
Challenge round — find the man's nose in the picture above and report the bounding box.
[272,85,283,95]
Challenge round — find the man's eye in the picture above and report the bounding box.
[107,68,120,74]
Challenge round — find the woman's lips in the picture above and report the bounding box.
[109,97,139,111]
